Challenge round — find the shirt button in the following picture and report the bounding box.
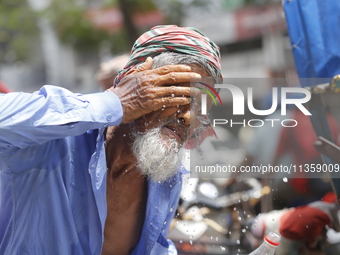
[106,114,112,121]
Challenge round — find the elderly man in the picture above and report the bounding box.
[0,25,221,255]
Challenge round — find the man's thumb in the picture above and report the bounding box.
[135,57,153,72]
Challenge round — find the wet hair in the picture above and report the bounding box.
[151,52,221,83]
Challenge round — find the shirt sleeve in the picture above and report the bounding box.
[0,85,123,150]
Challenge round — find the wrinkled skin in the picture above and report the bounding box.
[109,57,201,124]
[102,60,212,255]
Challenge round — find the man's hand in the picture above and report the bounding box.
[108,57,201,124]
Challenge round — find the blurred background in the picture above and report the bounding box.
[0,0,296,94]
[3,1,340,253]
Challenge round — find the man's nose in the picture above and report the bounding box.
[177,106,193,126]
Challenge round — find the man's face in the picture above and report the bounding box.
[131,65,214,182]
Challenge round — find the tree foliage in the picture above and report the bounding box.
[42,0,129,53]
[0,0,281,62]
[43,0,158,53]
[0,0,39,62]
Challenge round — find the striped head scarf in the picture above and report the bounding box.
[114,25,222,85]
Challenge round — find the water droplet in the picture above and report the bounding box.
[179,240,183,243]
[123,134,126,137]
[189,240,193,245]
[171,94,175,97]
[242,229,246,233]
[197,116,210,125]
[236,239,240,244]
[283,177,288,182]
[164,221,167,225]
[220,246,226,251]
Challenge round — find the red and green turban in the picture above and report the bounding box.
[115,25,222,85]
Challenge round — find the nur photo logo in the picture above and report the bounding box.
[196,82,222,115]
[195,78,312,128]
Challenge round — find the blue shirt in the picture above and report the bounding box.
[0,86,181,255]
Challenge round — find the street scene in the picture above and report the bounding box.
[1,0,340,254]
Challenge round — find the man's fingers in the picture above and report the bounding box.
[130,57,153,74]
[154,86,201,97]
[136,57,153,71]
[133,63,191,75]
[153,72,201,86]
[154,97,191,109]
[152,65,192,75]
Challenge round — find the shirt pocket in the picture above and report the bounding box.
[150,235,177,255]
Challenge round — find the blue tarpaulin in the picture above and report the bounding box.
[284,0,340,197]
[284,0,340,82]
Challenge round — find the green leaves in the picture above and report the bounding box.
[42,0,130,53]
[0,0,39,62]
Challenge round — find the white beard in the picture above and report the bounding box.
[131,126,184,182]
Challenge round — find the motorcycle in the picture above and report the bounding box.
[168,177,270,255]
